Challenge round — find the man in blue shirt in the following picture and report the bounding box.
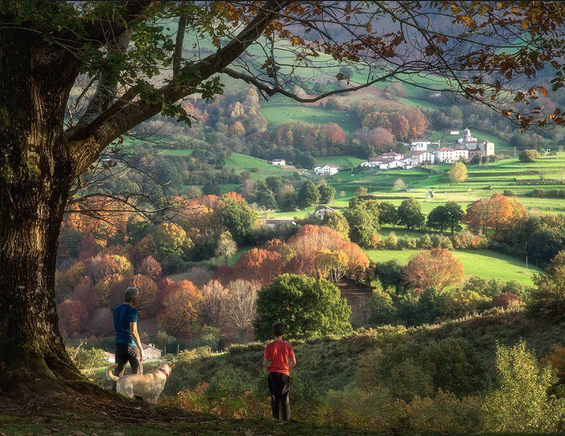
[112,287,145,389]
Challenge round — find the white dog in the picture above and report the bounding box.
[107,361,175,404]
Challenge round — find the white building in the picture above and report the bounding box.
[314,164,339,175]
[457,128,477,144]
[449,130,460,135]
[455,128,495,157]
[410,151,435,166]
[314,206,336,220]
[381,151,406,161]
[360,157,381,168]
[271,159,286,166]
[400,157,415,169]
[410,140,430,151]
[379,158,402,170]
[142,344,163,361]
[263,219,296,228]
[432,147,469,163]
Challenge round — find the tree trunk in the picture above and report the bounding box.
[0,29,85,395]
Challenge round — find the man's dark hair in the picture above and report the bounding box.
[272,322,285,337]
[124,287,140,303]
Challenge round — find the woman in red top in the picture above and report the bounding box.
[263,322,296,423]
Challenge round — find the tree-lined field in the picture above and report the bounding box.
[316,154,565,214]
[366,248,538,285]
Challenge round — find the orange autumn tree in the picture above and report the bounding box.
[58,300,89,339]
[464,194,527,239]
[287,225,370,281]
[233,248,284,286]
[158,280,201,339]
[404,248,465,292]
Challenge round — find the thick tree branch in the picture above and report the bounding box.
[77,30,131,127]
[67,1,292,174]
[221,67,401,102]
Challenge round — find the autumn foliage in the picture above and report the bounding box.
[404,248,465,292]
[158,280,201,338]
[464,194,527,239]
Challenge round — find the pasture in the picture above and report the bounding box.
[365,248,539,285]
[317,154,565,214]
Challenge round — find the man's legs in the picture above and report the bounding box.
[280,374,291,421]
[125,345,144,401]
[113,344,129,392]
[268,372,281,419]
[126,345,141,374]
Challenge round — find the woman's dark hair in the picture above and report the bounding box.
[272,322,285,337]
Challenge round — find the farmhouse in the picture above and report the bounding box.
[381,151,406,160]
[360,152,406,169]
[432,147,469,163]
[314,206,336,220]
[410,139,430,151]
[142,343,163,361]
[360,157,382,168]
[314,164,339,175]
[263,219,297,228]
[411,151,435,166]
[271,159,286,166]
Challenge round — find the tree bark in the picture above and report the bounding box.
[0,28,84,394]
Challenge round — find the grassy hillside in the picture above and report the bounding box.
[319,154,565,214]
[366,248,539,285]
[84,310,565,434]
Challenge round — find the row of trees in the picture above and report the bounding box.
[60,193,259,273]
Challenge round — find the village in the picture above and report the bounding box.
[273,128,496,176]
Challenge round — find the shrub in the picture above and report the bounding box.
[482,341,565,433]
[519,149,541,163]
[385,232,398,249]
[416,234,433,249]
[528,251,565,320]
[503,189,516,197]
[392,390,482,434]
[370,288,397,325]
[254,274,352,340]
[424,337,486,396]
[66,346,108,370]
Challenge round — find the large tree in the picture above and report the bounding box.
[1,0,565,395]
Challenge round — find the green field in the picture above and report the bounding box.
[316,154,565,215]
[365,248,539,285]
[315,155,365,168]
[260,95,359,133]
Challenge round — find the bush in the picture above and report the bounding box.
[370,288,397,325]
[482,341,565,433]
[519,149,541,163]
[424,337,486,396]
[254,274,352,340]
[416,234,433,249]
[66,345,108,370]
[385,232,398,249]
[503,189,516,196]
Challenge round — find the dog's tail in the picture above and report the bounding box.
[106,363,120,382]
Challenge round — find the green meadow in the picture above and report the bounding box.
[366,248,539,285]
